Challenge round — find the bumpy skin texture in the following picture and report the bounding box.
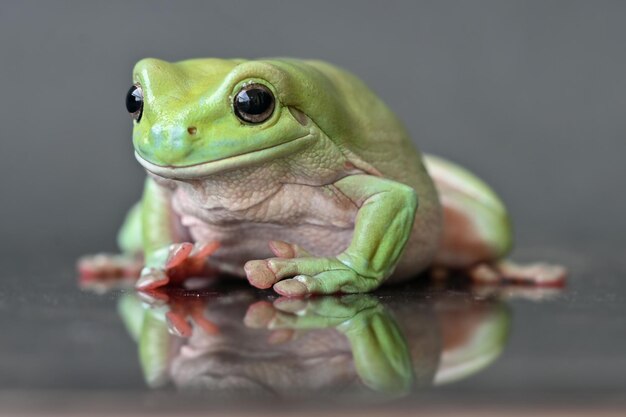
[122,58,514,295]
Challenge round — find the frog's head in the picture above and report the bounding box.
[127,58,322,180]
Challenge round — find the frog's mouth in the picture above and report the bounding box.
[135,132,316,180]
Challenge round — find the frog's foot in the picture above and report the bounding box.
[244,241,378,297]
[77,253,143,292]
[77,253,143,279]
[469,282,563,301]
[469,260,567,288]
[136,241,220,290]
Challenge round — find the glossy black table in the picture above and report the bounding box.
[0,244,624,416]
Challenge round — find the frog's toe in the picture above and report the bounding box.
[164,243,194,269]
[273,277,309,297]
[497,261,567,287]
[245,241,322,289]
[77,253,142,282]
[273,269,374,297]
[246,256,378,295]
[268,240,311,258]
[165,241,219,272]
[190,241,221,259]
[469,261,567,287]
[244,256,329,289]
[136,267,170,290]
[244,260,278,289]
[158,241,220,286]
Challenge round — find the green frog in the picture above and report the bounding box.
[90,57,564,296]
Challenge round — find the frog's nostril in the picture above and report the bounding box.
[187,126,197,135]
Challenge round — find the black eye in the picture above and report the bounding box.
[125,84,143,122]
[233,83,275,124]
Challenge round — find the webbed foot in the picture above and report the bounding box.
[77,253,143,292]
[469,260,567,288]
[137,241,220,290]
[244,241,379,297]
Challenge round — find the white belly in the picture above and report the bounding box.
[171,181,358,275]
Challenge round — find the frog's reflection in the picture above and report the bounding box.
[114,283,514,399]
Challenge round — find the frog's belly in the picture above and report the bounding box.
[171,183,358,276]
[188,222,355,275]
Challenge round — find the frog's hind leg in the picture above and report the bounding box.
[77,202,144,289]
[116,201,144,256]
[423,154,566,287]
[424,155,512,268]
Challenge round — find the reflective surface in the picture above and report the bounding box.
[111,282,509,398]
[1,246,625,414]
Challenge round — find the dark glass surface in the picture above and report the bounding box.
[0,245,624,415]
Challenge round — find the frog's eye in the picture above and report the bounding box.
[233,83,275,124]
[125,83,143,122]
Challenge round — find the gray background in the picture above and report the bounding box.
[1,0,625,263]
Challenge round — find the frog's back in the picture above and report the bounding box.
[259,59,427,187]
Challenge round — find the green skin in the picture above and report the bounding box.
[121,58,512,296]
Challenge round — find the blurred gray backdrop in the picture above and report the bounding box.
[1,0,625,266]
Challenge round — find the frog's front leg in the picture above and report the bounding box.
[136,178,219,290]
[245,175,418,296]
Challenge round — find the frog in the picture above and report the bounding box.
[85,57,565,296]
